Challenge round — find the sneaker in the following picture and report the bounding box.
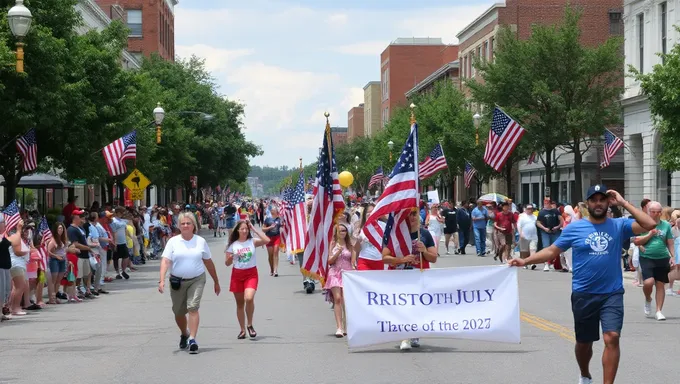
[644,300,652,316]
[543,264,550,271]
[399,340,411,350]
[409,338,420,348]
[665,288,678,297]
[578,377,592,384]
[179,333,189,349]
[655,311,666,321]
[188,339,199,354]
[121,271,130,280]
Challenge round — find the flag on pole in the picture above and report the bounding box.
[368,167,384,189]
[600,129,624,169]
[38,216,52,245]
[284,170,308,254]
[484,107,526,171]
[527,152,537,165]
[302,122,345,284]
[103,130,137,177]
[2,200,21,232]
[419,143,447,180]
[464,162,477,189]
[362,122,418,257]
[16,128,38,172]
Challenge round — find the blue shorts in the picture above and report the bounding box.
[226,218,236,229]
[48,258,66,274]
[571,289,624,343]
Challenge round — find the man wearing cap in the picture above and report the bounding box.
[510,185,655,384]
[68,209,95,298]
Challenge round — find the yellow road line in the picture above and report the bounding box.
[520,310,576,343]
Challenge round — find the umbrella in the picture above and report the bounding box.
[477,193,509,204]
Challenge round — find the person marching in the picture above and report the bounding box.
[225,219,270,339]
[158,212,221,355]
[509,186,655,384]
[262,208,282,277]
[325,222,354,337]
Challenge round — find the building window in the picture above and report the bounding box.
[127,9,142,36]
[385,68,389,99]
[463,56,467,78]
[490,37,494,60]
[471,52,476,77]
[661,2,667,63]
[484,41,489,61]
[638,13,644,73]
[608,10,623,35]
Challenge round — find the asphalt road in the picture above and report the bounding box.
[0,232,677,384]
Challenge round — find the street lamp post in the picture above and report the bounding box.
[473,112,481,146]
[153,102,165,144]
[7,0,33,73]
[387,140,394,161]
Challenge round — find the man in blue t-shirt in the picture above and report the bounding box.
[509,185,656,384]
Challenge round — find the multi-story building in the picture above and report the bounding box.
[363,81,381,137]
[623,0,680,207]
[380,38,458,126]
[331,126,349,146]
[347,104,365,142]
[96,0,177,62]
[456,0,624,204]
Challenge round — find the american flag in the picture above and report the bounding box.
[302,126,345,284]
[37,216,52,268]
[362,123,418,257]
[484,107,526,171]
[2,200,21,232]
[600,129,624,169]
[103,130,137,177]
[368,166,384,189]
[464,162,476,188]
[527,152,537,165]
[282,170,307,254]
[419,143,447,180]
[16,128,38,172]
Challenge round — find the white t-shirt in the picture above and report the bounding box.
[359,221,385,261]
[162,235,211,279]
[227,239,257,270]
[517,213,538,241]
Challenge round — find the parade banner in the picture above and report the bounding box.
[342,266,520,349]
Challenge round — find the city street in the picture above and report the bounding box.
[0,232,677,384]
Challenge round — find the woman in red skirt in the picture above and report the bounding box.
[225,219,270,339]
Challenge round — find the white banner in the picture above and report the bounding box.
[342,266,521,349]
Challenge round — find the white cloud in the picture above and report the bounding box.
[341,87,365,111]
[175,44,253,72]
[399,5,494,44]
[331,41,389,56]
[326,13,348,26]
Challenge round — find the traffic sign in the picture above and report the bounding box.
[122,169,151,201]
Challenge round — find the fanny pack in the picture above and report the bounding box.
[169,275,182,290]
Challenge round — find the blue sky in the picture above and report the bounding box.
[174,0,494,168]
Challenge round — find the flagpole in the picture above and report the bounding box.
[410,103,423,272]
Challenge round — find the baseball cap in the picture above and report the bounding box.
[72,209,86,216]
[586,184,608,200]
[525,204,534,209]
[98,211,114,219]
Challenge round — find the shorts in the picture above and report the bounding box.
[639,257,671,283]
[226,218,236,229]
[496,232,513,247]
[48,258,66,274]
[267,235,281,248]
[519,238,537,253]
[443,226,457,235]
[9,266,26,279]
[170,273,206,317]
[571,289,624,343]
[230,266,258,293]
[76,258,92,278]
[115,244,130,260]
[357,258,383,271]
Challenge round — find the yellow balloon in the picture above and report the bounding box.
[338,171,354,188]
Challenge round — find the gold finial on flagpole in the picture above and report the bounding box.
[299,157,303,171]
[410,103,416,125]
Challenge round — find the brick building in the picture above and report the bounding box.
[363,81,381,137]
[455,0,624,205]
[331,126,348,146]
[380,38,459,126]
[347,104,365,142]
[96,0,177,62]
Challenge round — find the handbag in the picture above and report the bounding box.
[67,267,76,282]
[169,275,182,290]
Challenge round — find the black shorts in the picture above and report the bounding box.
[444,226,457,235]
[571,290,624,343]
[115,244,130,260]
[639,257,671,283]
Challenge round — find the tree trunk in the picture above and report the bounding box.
[2,155,19,206]
[573,137,584,204]
[543,147,553,194]
[505,162,513,199]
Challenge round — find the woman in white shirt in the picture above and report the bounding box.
[158,212,221,355]
[225,219,270,340]
[8,220,30,316]
[517,205,538,270]
[353,203,387,271]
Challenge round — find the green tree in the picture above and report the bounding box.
[0,0,136,205]
[468,6,624,202]
[631,26,680,171]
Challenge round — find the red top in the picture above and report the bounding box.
[495,211,516,235]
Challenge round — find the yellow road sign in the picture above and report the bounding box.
[122,169,151,200]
